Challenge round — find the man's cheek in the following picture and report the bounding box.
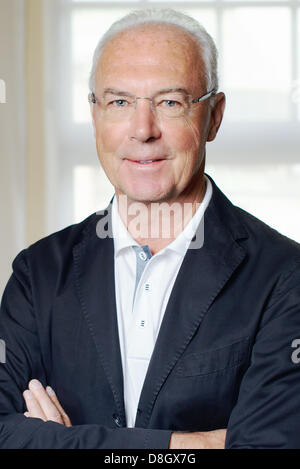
[97,125,125,153]
[185,120,204,149]
[170,120,202,154]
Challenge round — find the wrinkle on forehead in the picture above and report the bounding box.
[96,24,206,92]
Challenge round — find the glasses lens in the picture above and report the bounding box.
[154,92,189,118]
[102,94,134,120]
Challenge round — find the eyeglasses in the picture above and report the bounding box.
[88,88,216,121]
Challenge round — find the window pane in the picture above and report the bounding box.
[206,163,300,243]
[222,7,291,122]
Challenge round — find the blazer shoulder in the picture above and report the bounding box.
[34,212,98,249]
[207,174,300,263]
[232,204,300,270]
[13,212,100,272]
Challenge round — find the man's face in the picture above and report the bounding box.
[92,25,224,204]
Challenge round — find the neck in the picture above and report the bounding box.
[116,175,206,255]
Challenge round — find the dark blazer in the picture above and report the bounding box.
[1,174,300,449]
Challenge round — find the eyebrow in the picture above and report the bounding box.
[103,87,190,97]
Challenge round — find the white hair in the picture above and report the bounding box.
[89,8,219,94]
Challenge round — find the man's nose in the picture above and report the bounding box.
[129,99,161,143]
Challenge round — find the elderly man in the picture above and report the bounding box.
[0,9,300,449]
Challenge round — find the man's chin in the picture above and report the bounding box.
[115,185,170,205]
[119,191,171,206]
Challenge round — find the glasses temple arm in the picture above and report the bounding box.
[88,92,96,104]
[192,90,216,104]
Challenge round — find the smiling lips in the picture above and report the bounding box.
[125,158,165,165]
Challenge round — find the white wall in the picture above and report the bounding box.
[0,0,26,297]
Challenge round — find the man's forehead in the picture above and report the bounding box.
[99,25,201,68]
[96,25,204,89]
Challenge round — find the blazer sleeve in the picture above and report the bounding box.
[225,259,300,449]
[0,251,171,449]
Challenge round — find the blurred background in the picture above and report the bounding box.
[0,0,300,295]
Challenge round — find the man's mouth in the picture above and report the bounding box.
[125,158,165,165]
[135,159,162,164]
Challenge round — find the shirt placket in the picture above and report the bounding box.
[127,245,153,360]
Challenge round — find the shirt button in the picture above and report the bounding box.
[145,283,150,291]
[139,251,148,261]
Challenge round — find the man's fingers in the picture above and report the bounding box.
[28,379,64,425]
[23,389,47,421]
[23,379,72,427]
[46,386,72,427]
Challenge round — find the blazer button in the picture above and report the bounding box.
[112,413,122,427]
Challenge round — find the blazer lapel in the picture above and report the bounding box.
[73,204,126,426]
[136,177,249,428]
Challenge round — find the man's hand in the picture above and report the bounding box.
[169,429,227,449]
[23,380,225,447]
[23,379,72,427]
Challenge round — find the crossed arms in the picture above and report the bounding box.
[22,379,226,448]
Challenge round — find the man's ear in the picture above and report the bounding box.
[207,92,226,142]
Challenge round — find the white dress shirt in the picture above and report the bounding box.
[112,176,213,427]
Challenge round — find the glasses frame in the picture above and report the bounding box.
[88,89,216,118]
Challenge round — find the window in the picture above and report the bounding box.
[44,0,300,242]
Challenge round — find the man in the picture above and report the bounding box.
[0,8,300,449]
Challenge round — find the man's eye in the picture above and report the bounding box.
[112,99,127,107]
[162,100,181,107]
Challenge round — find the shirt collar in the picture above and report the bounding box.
[163,175,212,256]
[112,175,213,258]
[112,195,139,256]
